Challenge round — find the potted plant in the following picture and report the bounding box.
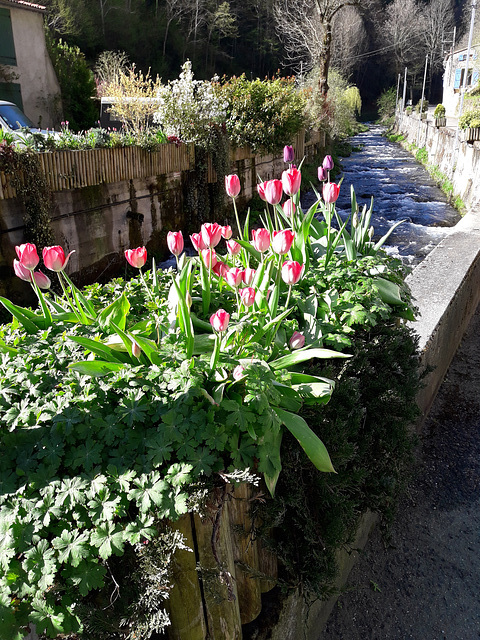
[433,104,446,128]
[459,108,480,142]
[415,98,428,120]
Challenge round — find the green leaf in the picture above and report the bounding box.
[275,408,335,473]
[373,277,404,305]
[97,293,130,331]
[90,522,125,559]
[52,529,90,567]
[270,348,350,370]
[0,297,41,334]
[67,560,107,597]
[23,540,57,591]
[68,361,126,377]
[68,336,129,363]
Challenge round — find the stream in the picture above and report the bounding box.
[320,124,461,266]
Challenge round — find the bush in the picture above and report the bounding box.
[217,74,307,153]
[415,98,428,114]
[46,36,98,132]
[377,86,397,124]
[434,104,446,118]
[459,108,480,129]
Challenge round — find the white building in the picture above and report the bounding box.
[442,45,480,117]
[0,0,62,128]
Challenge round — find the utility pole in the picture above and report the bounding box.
[395,73,401,117]
[417,55,429,146]
[401,67,408,127]
[454,0,477,161]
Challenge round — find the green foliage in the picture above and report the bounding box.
[46,36,98,132]
[459,107,480,129]
[415,146,428,164]
[433,104,446,118]
[377,86,397,124]
[218,74,307,153]
[415,98,428,114]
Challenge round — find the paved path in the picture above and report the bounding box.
[319,304,480,640]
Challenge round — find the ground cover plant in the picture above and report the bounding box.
[0,151,418,639]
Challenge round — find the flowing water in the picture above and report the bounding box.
[317,125,461,266]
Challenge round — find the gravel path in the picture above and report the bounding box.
[319,305,480,640]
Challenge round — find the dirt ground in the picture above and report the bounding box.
[319,305,480,640]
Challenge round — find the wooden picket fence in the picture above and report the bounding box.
[166,482,277,640]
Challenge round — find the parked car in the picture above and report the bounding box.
[0,100,59,144]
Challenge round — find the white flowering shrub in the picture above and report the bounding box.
[153,61,227,149]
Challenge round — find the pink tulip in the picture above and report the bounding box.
[272,229,295,255]
[264,180,283,205]
[42,245,75,272]
[190,233,207,252]
[282,167,301,196]
[323,155,334,170]
[167,231,184,256]
[225,174,241,198]
[240,287,255,307]
[281,260,303,285]
[225,267,244,288]
[282,200,296,218]
[243,268,256,285]
[125,247,147,268]
[13,259,32,282]
[283,145,294,163]
[317,167,327,181]
[252,228,270,253]
[201,223,222,248]
[201,249,218,269]
[289,331,305,349]
[212,260,229,277]
[15,243,39,270]
[233,364,245,380]
[32,271,51,289]
[221,225,233,240]
[210,309,230,332]
[323,182,340,204]
[226,239,241,255]
[257,181,268,202]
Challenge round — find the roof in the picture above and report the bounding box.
[0,0,46,12]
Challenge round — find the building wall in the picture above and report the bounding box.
[442,47,479,118]
[0,1,62,128]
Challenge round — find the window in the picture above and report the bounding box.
[0,83,23,111]
[0,8,16,66]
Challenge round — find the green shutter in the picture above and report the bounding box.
[0,83,23,110]
[0,8,16,65]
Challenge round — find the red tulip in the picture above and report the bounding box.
[257,181,268,202]
[201,223,222,248]
[323,182,340,204]
[167,231,184,256]
[264,180,283,205]
[243,268,256,285]
[15,243,39,270]
[125,247,147,268]
[210,309,230,332]
[240,287,255,307]
[282,200,296,218]
[190,233,207,252]
[201,249,218,269]
[212,260,228,277]
[289,331,305,349]
[225,267,244,288]
[281,260,303,285]
[225,174,241,198]
[32,271,51,289]
[252,228,270,253]
[13,259,32,282]
[282,167,301,196]
[221,225,233,240]
[226,239,241,255]
[272,229,295,255]
[43,245,75,272]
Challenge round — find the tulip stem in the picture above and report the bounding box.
[284,285,292,311]
[232,197,242,239]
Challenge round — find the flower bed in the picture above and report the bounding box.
[0,152,418,639]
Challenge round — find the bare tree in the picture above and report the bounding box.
[274,0,364,95]
[383,0,426,79]
[331,6,368,77]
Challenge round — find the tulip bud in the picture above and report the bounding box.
[289,331,305,349]
[264,180,283,205]
[233,364,245,380]
[201,223,222,248]
[13,259,32,282]
[221,225,233,240]
[282,200,296,218]
[317,167,327,182]
[190,232,207,252]
[322,182,340,204]
[257,181,268,202]
[43,246,75,272]
[15,243,39,270]
[323,155,334,170]
[225,174,241,198]
[201,249,218,269]
[212,260,229,277]
[272,229,295,255]
[131,338,141,358]
[368,226,374,240]
[282,167,301,196]
[240,287,256,307]
[125,247,147,268]
[281,260,304,285]
[352,213,358,228]
[283,145,294,163]
[167,231,184,257]
[226,239,241,255]
[210,309,230,332]
[243,268,256,285]
[252,228,270,253]
[225,267,244,288]
[32,271,51,289]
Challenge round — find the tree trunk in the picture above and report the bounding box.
[318,21,332,96]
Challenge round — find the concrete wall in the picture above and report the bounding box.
[1,1,62,128]
[397,112,480,212]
